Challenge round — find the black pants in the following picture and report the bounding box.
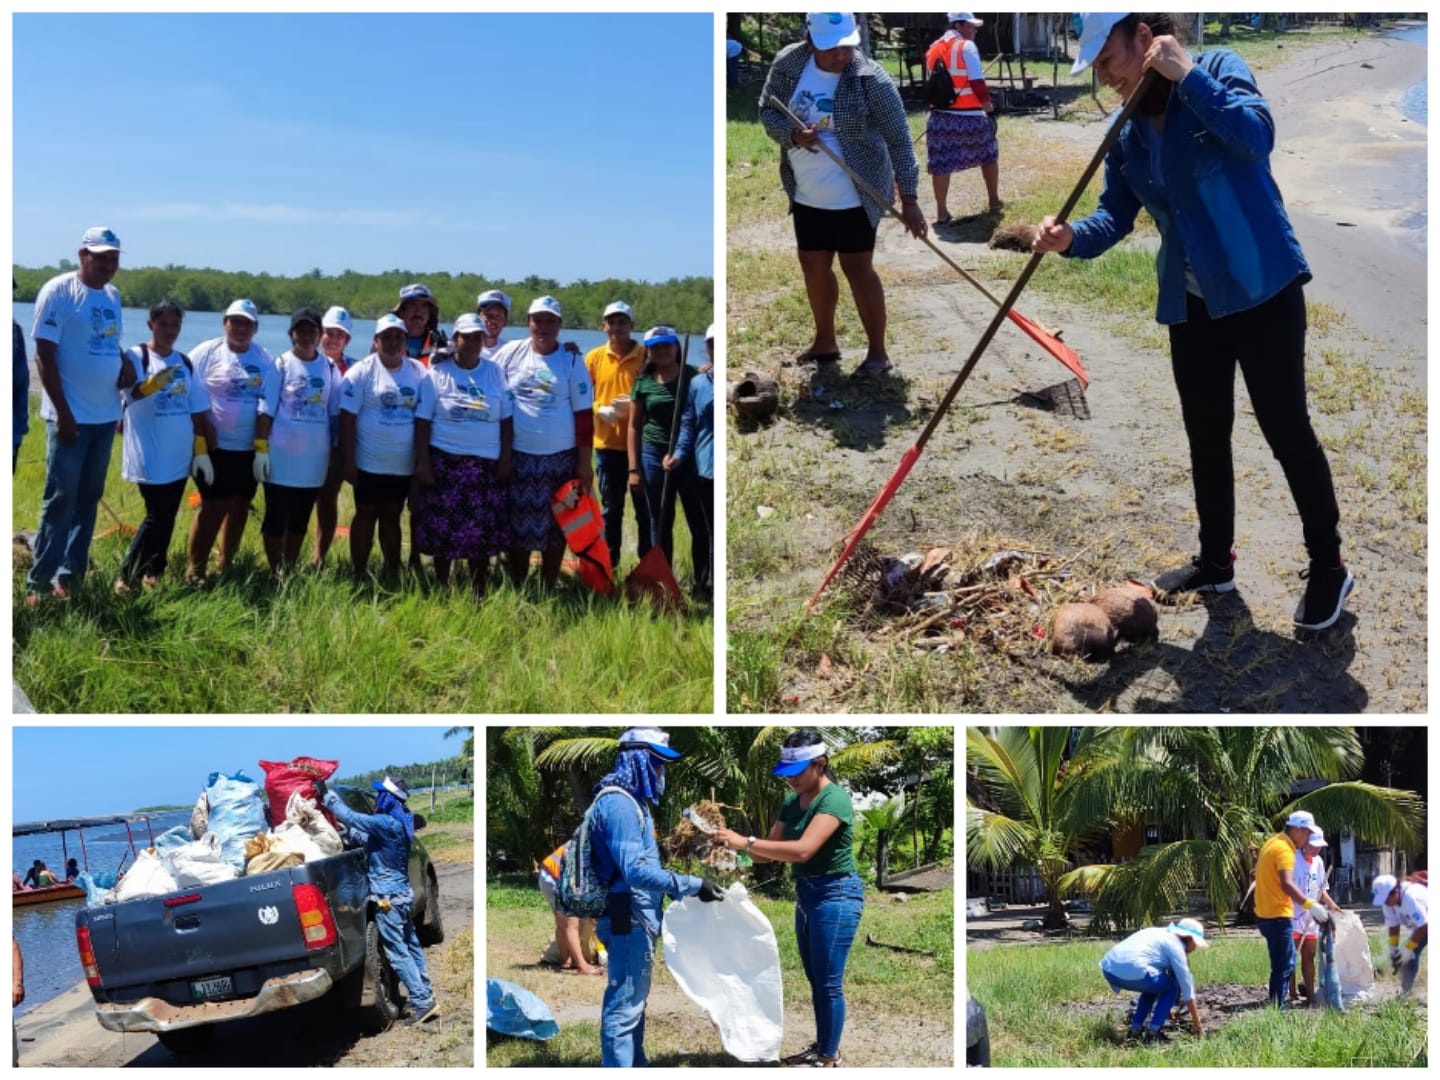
[595,448,651,569]
[1169,279,1341,566]
[692,475,714,597]
[119,478,188,582]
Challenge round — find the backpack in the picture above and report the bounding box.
[138,342,193,374]
[556,786,644,917]
[926,56,956,109]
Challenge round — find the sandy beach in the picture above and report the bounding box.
[726,26,1427,713]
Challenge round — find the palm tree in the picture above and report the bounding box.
[1057,726,1425,931]
[966,726,1126,929]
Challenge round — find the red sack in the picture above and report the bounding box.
[259,757,339,827]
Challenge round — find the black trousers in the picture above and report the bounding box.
[119,478,188,581]
[1168,278,1341,567]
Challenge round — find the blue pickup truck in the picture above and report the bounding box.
[74,785,443,1053]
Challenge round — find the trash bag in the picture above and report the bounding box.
[190,790,209,839]
[76,872,116,908]
[244,833,303,875]
[112,849,178,903]
[284,790,342,854]
[1333,909,1375,1003]
[259,757,340,827]
[166,832,237,887]
[662,880,783,1062]
[205,770,270,871]
[153,824,196,857]
[486,978,558,1040]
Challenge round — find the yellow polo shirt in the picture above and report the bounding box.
[585,340,646,451]
[1255,832,1297,919]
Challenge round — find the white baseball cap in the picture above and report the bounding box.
[1306,828,1329,848]
[374,312,407,336]
[806,12,861,51]
[948,12,984,26]
[1072,13,1130,75]
[603,301,634,320]
[476,289,512,314]
[528,295,563,319]
[224,298,260,324]
[453,313,486,336]
[1285,810,1317,830]
[1371,873,1399,906]
[705,323,716,341]
[1169,918,1209,948]
[322,306,353,338]
[80,226,122,253]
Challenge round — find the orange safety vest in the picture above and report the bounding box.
[926,34,983,112]
[551,480,616,595]
[541,843,566,879]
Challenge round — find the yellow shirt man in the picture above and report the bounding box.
[586,340,645,451]
[1255,832,1298,919]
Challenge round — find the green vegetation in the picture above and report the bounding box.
[969,931,1426,1067]
[130,803,189,813]
[12,262,713,334]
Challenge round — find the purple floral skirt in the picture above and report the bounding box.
[926,109,998,174]
[413,447,510,560]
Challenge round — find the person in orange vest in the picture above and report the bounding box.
[538,841,603,976]
[926,13,1001,226]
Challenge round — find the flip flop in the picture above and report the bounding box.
[783,351,842,367]
[851,357,893,378]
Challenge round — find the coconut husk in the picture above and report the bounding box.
[989,222,1038,252]
[1091,583,1159,639]
[1051,602,1117,659]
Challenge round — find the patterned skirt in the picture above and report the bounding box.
[926,109,998,175]
[509,448,575,553]
[413,448,510,560]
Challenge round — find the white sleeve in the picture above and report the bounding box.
[963,40,985,81]
[258,356,283,418]
[340,363,363,415]
[31,279,73,344]
[569,351,594,412]
[415,371,437,422]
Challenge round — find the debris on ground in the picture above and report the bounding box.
[665,801,750,877]
[729,372,780,421]
[989,222,1039,252]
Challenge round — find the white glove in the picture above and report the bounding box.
[252,441,271,484]
[191,453,215,486]
[597,404,618,424]
[1308,903,1330,925]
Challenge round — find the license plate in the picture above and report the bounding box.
[190,976,233,1001]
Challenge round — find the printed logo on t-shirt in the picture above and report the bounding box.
[793,89,835,128]
[286,373,329,422]
[89,304,119,355]
[379,384,418,424]
[154,370,191,416]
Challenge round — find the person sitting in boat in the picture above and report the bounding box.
[63,859,79,883]
[11,873,23,892]
[20,861,59,889]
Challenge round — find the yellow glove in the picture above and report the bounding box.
[137,364,180,398]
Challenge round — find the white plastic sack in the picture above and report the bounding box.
[165,832,238,887]
[272,823,328,863]
[1333,909,1375,1002]
[662,881,783,1062]
[284,790,343,855]
[113,849,179,903]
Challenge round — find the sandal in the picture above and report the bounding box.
[851,357,893,378]
[783,351,841,367]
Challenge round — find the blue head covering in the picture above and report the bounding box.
[596,748,666,804]
[372,779,415,839]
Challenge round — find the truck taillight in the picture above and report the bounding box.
[76,926,101,987]
[291,883,338,950]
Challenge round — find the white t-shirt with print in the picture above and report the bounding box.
[120,346,210,484]
[31,271,125,425]
[787,57,861,210]
[494,340,594,456]
[190,337,278,451]
[340,353,429,476]
[1290,853,1325,935]
[418,358,513,459]
[260,350,341,488]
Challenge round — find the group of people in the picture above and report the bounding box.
[17,229,714,603]
[1100,808,1428,1044]
[12,859,77,890]
[537,727,861,1068]
[760,12,1353,631]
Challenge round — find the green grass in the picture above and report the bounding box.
[968,932,1426,1067]
[12,411,712,713]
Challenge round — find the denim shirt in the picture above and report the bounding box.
[589,790,702,937]
[1100,926,1197,1003]
[324,792,414,903]
[759,42,920,228]
[673,370,713,479]
[1066,49,1310,324]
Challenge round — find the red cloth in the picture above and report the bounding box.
[259,757,340,826]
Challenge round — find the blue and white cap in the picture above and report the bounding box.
[453,313,486,336]
[1169,918,1209,948]
[224,298,260,324]
[477,289,512,314]
[322,306,353,337]
[643,325,680,347]
[1371,874,1399,906]
[528,295,563,319]
[603,300,634,320]
[1071,13,1130,74]
[618,727,682,761]
[1307,828,1328,849]
[399,282,435,303]
[773,741,828,777]
[81,226,122,253]
[947,12,984,26]
[1285,810,1317,831]
[374,312,407,336]
[705,323,716,341]
[806,12,860,51]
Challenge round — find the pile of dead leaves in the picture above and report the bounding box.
[664,800,746,876]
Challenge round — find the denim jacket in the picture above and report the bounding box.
[589,790,701,937]
[673,370,713,480]
[1066,49,1310,324]
[759,42,920,228]
[324,791,414,903]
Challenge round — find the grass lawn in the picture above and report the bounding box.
[11,406,712,713]
[968,932,1426,1067]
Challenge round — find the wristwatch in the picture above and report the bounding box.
[747,836,757,851]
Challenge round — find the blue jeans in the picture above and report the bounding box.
[28,420,116,592]
[376,901,434,1012]
[596,917,654,1068]
[1102,967,1181,1030]
[595,448,651,568]
[795,872,864,1059]
[640,441,708,584]
[1257,916,1296,1007]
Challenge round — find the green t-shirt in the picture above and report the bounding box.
[779,782,856,878]
[632,367,693,447]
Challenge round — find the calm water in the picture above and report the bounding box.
[1393,22,1427,124]
[12,810,188,1016]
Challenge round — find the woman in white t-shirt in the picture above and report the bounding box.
[258,307,342,574]
[476,289,511,360]
[493,296,595,588]
[414,314,514,594]
[339,314,429,581]
[114,300,214,593]
[1288,830,1341,1005]
[312,306,360,570]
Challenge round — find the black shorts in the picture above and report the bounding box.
[196,447,258,504]
[792,201,877,254]
[261,482,321,537]
[353,469,411,507]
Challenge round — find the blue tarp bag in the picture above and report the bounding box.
[76,871,118,908]
[204,770,269,871]
[153,824,194,856]
[486,978,558,1040]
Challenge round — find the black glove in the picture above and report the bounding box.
[697,879,726,903]
[312,779,329,803]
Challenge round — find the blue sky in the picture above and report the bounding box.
[13,726,464,819]
[12,13,714,282]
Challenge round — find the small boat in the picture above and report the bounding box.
[13,814,155,909]
[12,882,85,907]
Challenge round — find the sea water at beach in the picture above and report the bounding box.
[12,809,189,1016]
[1393,22,1427,124]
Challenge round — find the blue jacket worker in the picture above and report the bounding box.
[1099,918,1208,1043]
[589,727,725,1067]
[320,775,438,1027]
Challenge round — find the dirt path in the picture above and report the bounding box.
[727,30,1426,713]
[18,843,474,1068]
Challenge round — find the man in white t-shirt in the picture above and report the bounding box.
[1289,829,1343,1005]
[184,299,277,584]
[340,313,430,581]
[1372,873,1428,995]
[25,227,133,602]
